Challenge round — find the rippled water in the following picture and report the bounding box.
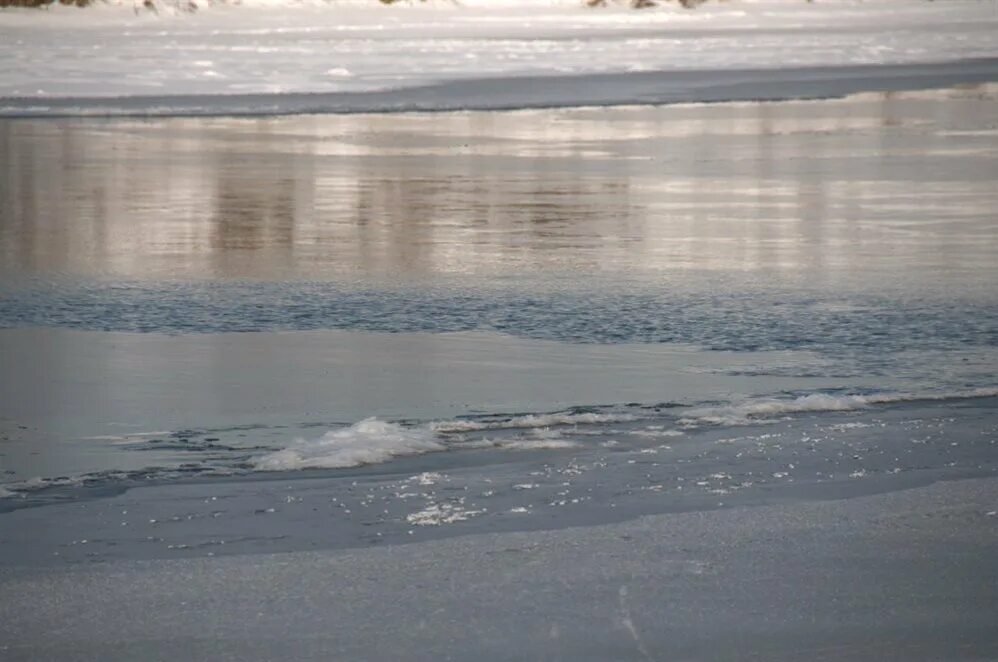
[1,86,997,494]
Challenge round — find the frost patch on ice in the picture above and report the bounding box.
[680,387,998,428]
[84,430,171,444]
[629,427,684,438]
[411,471,445,486]
[430,411,636,433]
[6,475,85,492]
[253,418,444,470]
[249,409,606,474]
[406,502,482,526]
[827,422,874,432]
[495,438,580,450]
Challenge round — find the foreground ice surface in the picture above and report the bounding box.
[1,0,997,106]
[1,477,996,661]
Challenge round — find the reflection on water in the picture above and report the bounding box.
[2,85,996,285]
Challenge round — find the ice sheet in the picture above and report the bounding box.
[2,0,997,110]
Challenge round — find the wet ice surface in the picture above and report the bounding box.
[2,396,995,565]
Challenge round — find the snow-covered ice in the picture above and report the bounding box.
[2,0,997,110]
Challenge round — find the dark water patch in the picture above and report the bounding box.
[2,279,997,356]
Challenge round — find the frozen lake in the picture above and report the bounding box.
[1,81,997,660]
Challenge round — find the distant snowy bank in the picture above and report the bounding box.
[3,0,699,9]
[0,0,977,13]
[1,0,997,112]
[2,0,830,9]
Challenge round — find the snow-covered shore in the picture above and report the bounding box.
[2,0,997,111]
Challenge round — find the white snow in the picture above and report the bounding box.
[406,501,483,526]
[252,418,444,470]
[429,411,636,433]
[1,1,996,101]
[493,438,581,450]
[412,471,445,486]
[679,387,998,428]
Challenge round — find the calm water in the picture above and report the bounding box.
[1,86,997,494]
